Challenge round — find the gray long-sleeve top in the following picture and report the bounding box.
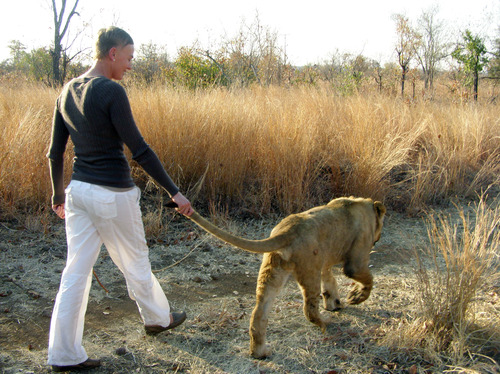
[47,76,179,205]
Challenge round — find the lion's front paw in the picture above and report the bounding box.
[347,286,370,304]
[251,344,272,359]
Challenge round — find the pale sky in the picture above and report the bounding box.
[1,0,498,66]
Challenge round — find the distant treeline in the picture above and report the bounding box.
[1,12,499,102]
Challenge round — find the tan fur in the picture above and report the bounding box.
[188,197,386,358]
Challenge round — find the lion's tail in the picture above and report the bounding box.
[188,211,289,253]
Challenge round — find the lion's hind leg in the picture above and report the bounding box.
[321,266,343,311]
[250,253,290,359]
[295,270,327,332]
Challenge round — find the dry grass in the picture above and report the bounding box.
[128,85,500,215]
[1,83,499,218]
[381,195,500,370]
[0,84,57,217]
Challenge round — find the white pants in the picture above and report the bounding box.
[47,180,171,366]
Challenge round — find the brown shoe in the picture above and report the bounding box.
[145,311,187,335]
[52,358,101,372]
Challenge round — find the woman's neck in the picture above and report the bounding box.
[82,61,112,79]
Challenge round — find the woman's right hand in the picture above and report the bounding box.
[171,192,194,217]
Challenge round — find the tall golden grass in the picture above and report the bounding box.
[0,83,499,217]
[0,84,56,216]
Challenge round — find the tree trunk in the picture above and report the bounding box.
[422,66,429,90]
[52,42,61,86]
[473,71,479,101]
[401,66,407,97]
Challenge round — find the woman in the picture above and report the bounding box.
[47,26,193,371]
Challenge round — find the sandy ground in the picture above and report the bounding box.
[0,202,498,374]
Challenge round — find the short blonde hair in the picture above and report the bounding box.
[94,26,134,60]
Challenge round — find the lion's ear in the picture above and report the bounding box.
[374,201,386,217]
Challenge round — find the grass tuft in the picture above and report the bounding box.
[382,194,500,369]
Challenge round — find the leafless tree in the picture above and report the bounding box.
[370,59,384,93]
[415,6,449,91]
[486,27,500,81]
[393,14,421,97]
[220,13,288,86]
[51,0,80,86]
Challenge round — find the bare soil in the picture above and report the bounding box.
[0,202,498,373]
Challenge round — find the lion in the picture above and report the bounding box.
[185,197,386,358]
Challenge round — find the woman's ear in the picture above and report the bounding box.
[108,47,117,62]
